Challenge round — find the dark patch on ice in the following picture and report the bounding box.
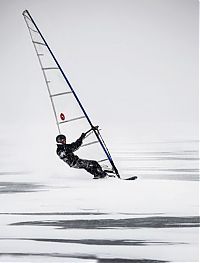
[0,253,167,262]
[120,212,164,216]
[10,216,200,229]
[98,260,167,263]
[0,237,184,246]
[38,238,180,246]
[0,182,44,194]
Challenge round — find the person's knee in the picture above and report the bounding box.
[93,161,100,167]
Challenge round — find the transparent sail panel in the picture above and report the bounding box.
[23,11,114,172]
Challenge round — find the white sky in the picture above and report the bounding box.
[0,0,198,144]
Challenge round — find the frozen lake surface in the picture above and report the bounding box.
[0,139,199,262]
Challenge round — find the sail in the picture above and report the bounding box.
[22,10,120,177]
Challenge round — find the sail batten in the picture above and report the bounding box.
[50,91,72,97]
[42,67,59,70]
[98,159,109,163]
[23,10,120,178]
[82,141,99,147]
[32,41,46,46]
[59,116,86,124]
[28,26,39,33]
[23,14,31,21]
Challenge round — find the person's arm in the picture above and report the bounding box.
[70,133,86,152]
[70,126,99,152]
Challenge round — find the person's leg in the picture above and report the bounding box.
[74,159,107,178]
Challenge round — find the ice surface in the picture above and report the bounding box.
[0,129,199,262]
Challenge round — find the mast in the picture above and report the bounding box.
[22,10,120,178]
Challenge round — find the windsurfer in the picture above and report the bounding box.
[56,133,108,179]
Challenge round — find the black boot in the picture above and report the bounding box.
[93,172,107,179]
[93,174,101,179]
[99,172,108,178]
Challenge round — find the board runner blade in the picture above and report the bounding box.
[124,176,138,181]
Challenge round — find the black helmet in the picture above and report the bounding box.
[56,134,66,143]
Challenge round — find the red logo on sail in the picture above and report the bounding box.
[60,113,65,121]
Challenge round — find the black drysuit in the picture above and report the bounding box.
[56,133,107,178]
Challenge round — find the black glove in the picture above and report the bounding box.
[81,133,86,139]
[84,126,99,138]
